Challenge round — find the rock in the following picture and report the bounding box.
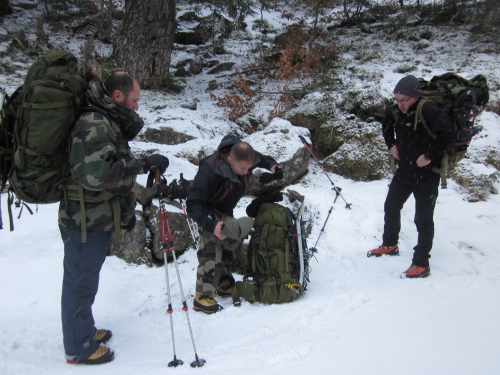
[204,59,219,67]
[181,102,197,110]
[406,15,422,26]
[134,183,158,206]
[139,126,196,145]
[148,202,194,261]
[174,67,191,77]
[207,62,235,74]
[244,118,311,196]
[108,212,151,265]
[188,57,204,74]
[206,80,219,91]
[175,58,193,69]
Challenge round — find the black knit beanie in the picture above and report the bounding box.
[394,75,421,98]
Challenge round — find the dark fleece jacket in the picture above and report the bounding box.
[186,135,277,233]
[382,100,455,179]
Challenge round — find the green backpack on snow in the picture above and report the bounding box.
[233,201,311,305]
[391,72,490,188]
[5,49,88,204]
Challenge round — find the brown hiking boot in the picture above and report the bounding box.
[217,286,233,298]
[93,329,112,344]
[193,295,223,314]
[401,264,430,279]
[367,244,399,257]
[66,346,115,365]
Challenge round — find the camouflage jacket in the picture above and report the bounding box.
[58,80,144,232]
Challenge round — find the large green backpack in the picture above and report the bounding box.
[233,201,311,305]
[6,49,88,203]
[392,72,489,188]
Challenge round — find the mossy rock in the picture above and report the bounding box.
[139,126,195,145]
[323,139,389,181]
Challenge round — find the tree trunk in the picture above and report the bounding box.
[0,0,13,17]
[114,0,176,89]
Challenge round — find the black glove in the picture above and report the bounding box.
[259,166,283,185]
[122,214,136,232]
[143,155,169,174]
[274,166,283,180]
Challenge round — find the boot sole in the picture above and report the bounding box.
[66,352,115,365]
[193,305,223,314]
[367,248,400,257]
[401,271,430,279]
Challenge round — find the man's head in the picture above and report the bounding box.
[104,72,140,111]
[394,75,420,114]
[227,142,255,176]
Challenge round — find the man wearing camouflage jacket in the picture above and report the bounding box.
[59,72,168,365]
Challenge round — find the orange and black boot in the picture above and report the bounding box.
[401,264,430,279]
[367,244,399,257]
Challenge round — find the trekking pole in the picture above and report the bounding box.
[309,187,340,253]
[298,135,352,209]
[156,170,206,368]
[155,169,183,368]
[173,174,200,251]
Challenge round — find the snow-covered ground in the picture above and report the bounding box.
[2,141,500,375]
[1,1,500,374]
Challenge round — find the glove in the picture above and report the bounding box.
[259,166,283,185]
[259,172,275,185]
[274,166,283,180]
[122,214,136,232]
[143,155,169,174]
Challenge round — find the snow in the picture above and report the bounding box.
[2,159,500,375]
[1,1,500,374]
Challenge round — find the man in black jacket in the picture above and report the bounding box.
[187,135,280,313]
[367,75,454,278]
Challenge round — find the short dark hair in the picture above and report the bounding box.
[104,72,135,97]
[229,142,255,164]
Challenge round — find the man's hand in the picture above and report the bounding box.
[143,155,169,173]
[214,221,227,240]
[416,154,431,167]
[259,165,283,185]
[390,145,399,160]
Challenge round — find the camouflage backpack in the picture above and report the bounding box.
[5,49,88,204]
[232,201,311,305]
[391,72,489,188]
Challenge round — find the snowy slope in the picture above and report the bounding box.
[1,2,500,375]
[2,143,500,375]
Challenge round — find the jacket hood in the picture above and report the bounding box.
[86,80,144,141]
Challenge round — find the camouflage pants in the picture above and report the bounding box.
[195,215,253,298]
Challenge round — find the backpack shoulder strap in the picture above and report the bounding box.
[414,99,436,140]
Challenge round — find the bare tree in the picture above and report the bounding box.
[0,0,13,17]
[113,0,176,89]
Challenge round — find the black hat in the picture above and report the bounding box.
[394,75,421,98]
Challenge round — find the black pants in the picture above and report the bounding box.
[382,173,439,268]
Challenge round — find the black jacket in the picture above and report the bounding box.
[382,100,454,179]
[186,135,277,233]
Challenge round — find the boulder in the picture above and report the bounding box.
[140,126,195,145]
[108,211,152,265]
[148,202,195,261]
[244,118,311,196]
[207,62,235,74]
